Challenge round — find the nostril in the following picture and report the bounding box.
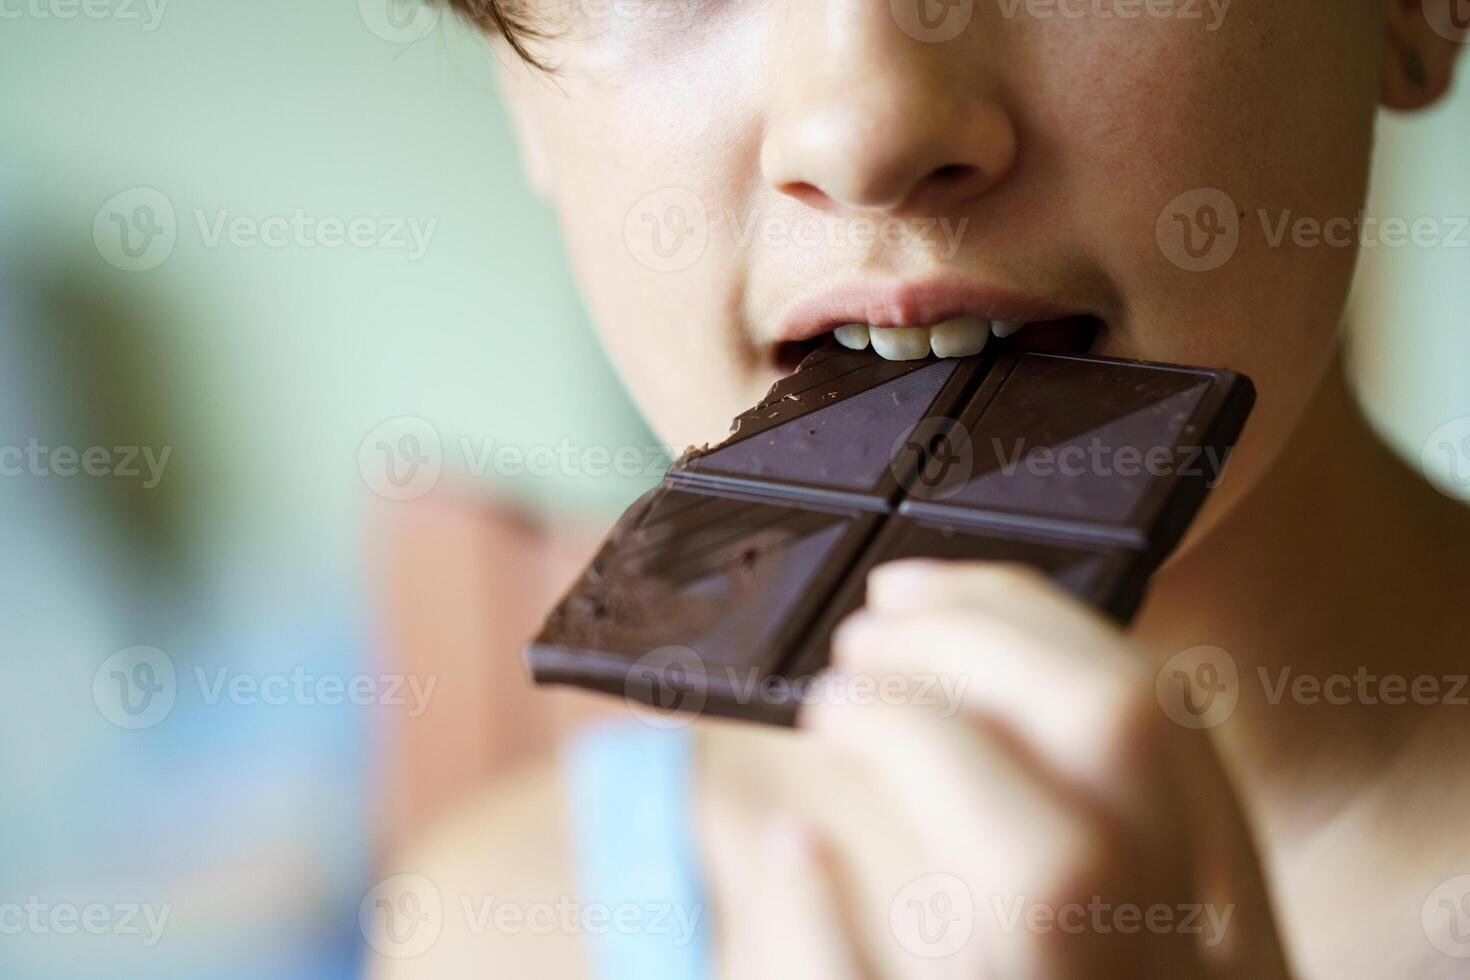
[777,181,836,211]
[914,163,986,208]
[933,164,974,181]
[930,163,985,191]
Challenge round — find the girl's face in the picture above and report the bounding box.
[498,0,1458,503]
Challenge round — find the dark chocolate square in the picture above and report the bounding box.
[527,485,880,712]
[671,348,979,510]
[899,352,1250,552]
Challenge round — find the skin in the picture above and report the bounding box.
[370,1,1469,978]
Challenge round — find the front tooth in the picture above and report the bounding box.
[869,326,932,361]
[991,320,1025,339]
[833,323,871,350]
[929,316,990,358]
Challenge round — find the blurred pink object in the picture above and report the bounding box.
[370,487,618,852]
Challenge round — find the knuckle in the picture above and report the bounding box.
[1091,677,1168,774]
[1033,816,1132,918]
[979,561,1054,593]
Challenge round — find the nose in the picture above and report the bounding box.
[760,7,1017,215]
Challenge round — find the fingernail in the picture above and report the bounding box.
[868,559,941,602]
[832,610,875,656]
[796,678,841,729]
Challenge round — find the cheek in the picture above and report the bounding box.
[522,32,772,445]
[526,86,761,444]
[1030,8,1379,446]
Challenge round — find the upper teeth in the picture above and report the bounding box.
[833,318,1028,360]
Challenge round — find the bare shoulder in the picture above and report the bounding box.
[364,760,589,980]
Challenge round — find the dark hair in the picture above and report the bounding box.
[440,0,548,68]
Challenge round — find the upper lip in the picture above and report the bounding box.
[773,275,1097,344]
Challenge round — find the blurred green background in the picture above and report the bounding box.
[3,5,656,978]
[1,3,1465,978]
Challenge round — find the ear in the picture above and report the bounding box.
[493,49,555,202]
[1381,0,1467,110]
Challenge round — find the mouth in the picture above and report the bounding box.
[772,315,1105,373]
[769,277,1108,374]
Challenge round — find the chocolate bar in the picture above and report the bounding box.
[526,343,1254,725]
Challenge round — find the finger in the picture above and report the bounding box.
[867,562,1289,971]
[867,560,1112,635]
[851,562,1290,975]
[832,593,1198,967]
[806,695,1204,980]
[749,819,878,980]
[833,599,1166,833]
[866,558,1020,612]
